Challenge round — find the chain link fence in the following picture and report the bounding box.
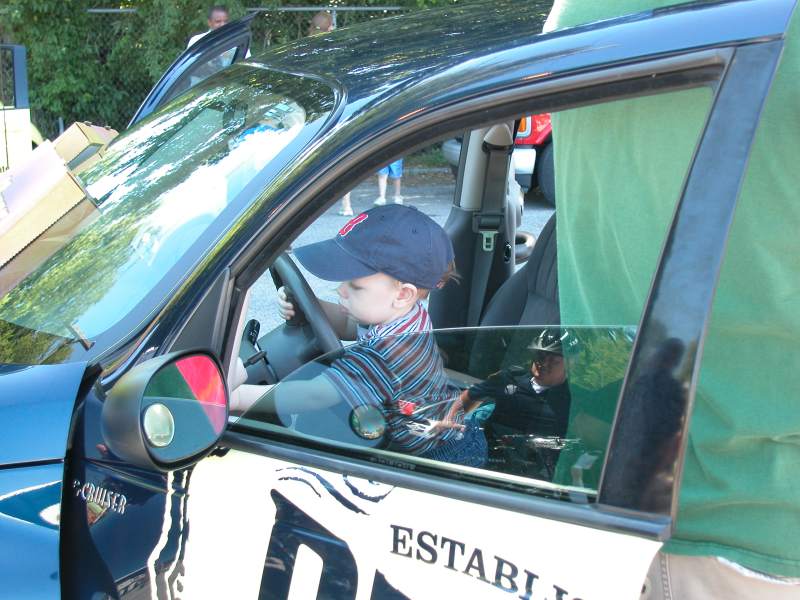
[21,6,407,140]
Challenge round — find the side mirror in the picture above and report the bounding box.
[102,351,229,472]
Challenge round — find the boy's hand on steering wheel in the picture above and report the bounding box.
[276,286,296,320]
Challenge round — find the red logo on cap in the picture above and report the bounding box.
[339,213,368,237]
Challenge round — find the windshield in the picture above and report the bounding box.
[0,65,335,365]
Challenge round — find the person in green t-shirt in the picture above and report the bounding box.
[545,1,800,598]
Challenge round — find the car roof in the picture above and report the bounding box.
[247,0,554,102]
[243,0,789,122]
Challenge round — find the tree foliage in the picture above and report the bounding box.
[2,1,455,137]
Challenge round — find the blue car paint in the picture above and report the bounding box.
[64,459,190,596]
[0,362,87,597]
[58,380,189,598]
[0,362,86,466]
[0,464,63,598]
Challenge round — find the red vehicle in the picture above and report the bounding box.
[442,112,555,205]
[514,112,554,205]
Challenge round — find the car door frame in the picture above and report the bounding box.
[216,32,788,546]
[597,39,784,517]
[128,13,255,127]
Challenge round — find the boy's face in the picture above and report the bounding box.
[529,352,567,387]
[337,273,415,325]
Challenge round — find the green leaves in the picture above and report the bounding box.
[6,1,456,137]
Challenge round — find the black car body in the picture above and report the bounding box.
[0,1,794,597]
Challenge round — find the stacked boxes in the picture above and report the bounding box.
[0,123,117,292]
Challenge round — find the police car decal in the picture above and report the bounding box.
[173,452,660,599]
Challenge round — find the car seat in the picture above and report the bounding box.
[480,211,559,327]
[460,211,559,381]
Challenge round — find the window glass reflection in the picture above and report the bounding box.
[238,326,634,497]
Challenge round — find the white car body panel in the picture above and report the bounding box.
[178,451,661,599]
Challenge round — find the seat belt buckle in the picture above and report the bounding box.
[473,212,503,252]
[479,230,497,252]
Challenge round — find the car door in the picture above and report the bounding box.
[128,13,255,127]
[165,6,788,599]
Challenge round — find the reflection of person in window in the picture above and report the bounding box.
[457,329,580,478]
[615,337,686,508]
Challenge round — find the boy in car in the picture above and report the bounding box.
[270,204,485,464]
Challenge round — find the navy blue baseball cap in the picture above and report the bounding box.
[294,204,455,289]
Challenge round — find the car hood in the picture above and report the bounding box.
[0,361,87,466]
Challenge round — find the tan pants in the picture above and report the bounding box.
[641,552,800,600]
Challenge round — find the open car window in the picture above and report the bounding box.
[228,80,714,506]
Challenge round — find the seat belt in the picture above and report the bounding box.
[467,126,514,326]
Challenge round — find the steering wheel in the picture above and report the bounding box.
[269,252,343,356]
[263,253,386,448]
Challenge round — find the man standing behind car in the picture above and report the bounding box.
[545,2,800,599]
[187,5,230,48]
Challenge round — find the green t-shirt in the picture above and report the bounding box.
[546,1,800,577]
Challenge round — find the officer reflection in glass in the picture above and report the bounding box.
[459,329,580,479]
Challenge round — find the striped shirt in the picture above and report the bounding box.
[324,301,463,454]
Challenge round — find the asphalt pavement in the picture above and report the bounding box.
[246,169,554,332]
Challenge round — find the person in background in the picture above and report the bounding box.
[545,2,800,598]
[187,5,230,48]
[338,192,355,216]
[308,10,334,36]
[374,158,404,205]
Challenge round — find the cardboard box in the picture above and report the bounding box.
[53,121,118,171]
[0,142,67,220]
[0,108,33,174]
[0,141,97,271]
